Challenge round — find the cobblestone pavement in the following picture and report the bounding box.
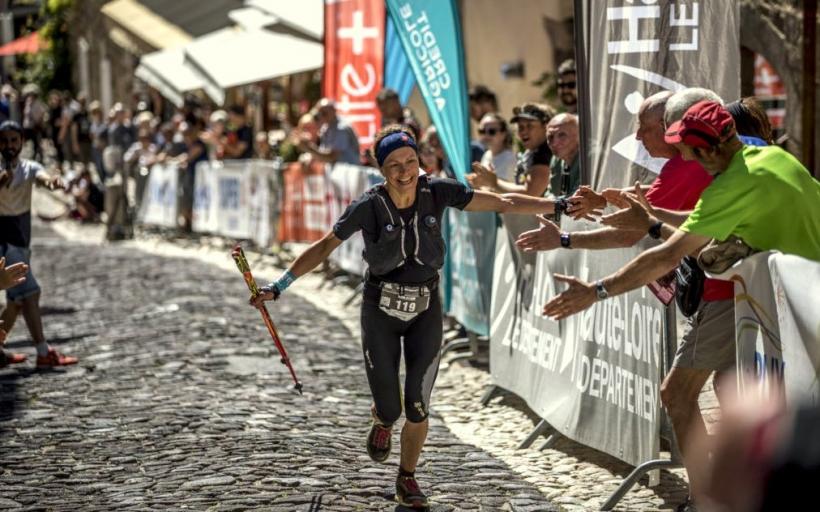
[0,221,561,512]
[2,198,717,511]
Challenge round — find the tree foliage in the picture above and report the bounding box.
[16,0,74,93]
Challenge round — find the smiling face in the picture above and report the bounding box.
[546,115,579,162]
[380,146,420,193]
[0,129,23,163]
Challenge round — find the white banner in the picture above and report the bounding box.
[327,163,383,276]
[138,162,178,228]
[718,252,820,404]
[193,160,220,234]
[490,221,665,467]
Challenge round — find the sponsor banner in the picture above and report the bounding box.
[193,160,220,234]
[490,219,665,466]
[328,163,383,276]
[323,0,384,148]
[447,209,497,336]
[278,160,333,243]
[386,0,470,182]
[717,252,820,405]
[138,162,178,228]
[578,0,740,188]
[246,160,278,248]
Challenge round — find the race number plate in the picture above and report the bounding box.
[378,283,431,321]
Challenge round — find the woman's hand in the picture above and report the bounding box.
[467,162,498,190]
[249,285,279,308]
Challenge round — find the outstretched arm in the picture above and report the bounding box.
[542,229,710,320]
[464,189,555,215]
[251,231,343,305]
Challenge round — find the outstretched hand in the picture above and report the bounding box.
[467,162,499,190]
[599,182,655,231]
[601,188,630,209]
[0,257,27,290]
[516,216,562,252]
[566,186,606,221]
[542,274,597,320]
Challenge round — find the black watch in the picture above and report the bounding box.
[648,221,663,240]
[560,232,571,248]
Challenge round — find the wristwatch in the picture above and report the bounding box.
[560,232,571,248]
[648,221,664,240]
[595,280,609,300]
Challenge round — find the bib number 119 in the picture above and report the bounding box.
[395,299,416,312]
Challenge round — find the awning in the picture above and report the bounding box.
[102,0,191,50]
[184,26,323,105]
[227,7,279,31]
[0,32,45,56]
[135,47,205,107]
[243,0,323,40]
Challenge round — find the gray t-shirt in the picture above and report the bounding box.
[319,119,361,165]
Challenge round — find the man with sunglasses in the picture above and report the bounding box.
[556,59,577,114]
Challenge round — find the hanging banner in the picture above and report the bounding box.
[384,14,415,105]
[577,0,740,188]
[490,220,665,467]
[138,162,178,228]
[323,0,384,148]
[386,0,470,182]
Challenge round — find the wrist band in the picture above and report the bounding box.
[272,270,296,293]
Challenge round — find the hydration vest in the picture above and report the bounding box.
[363,174,445,276]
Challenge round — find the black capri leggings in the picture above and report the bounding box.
[360,282,443,425]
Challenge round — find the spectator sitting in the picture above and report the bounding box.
[66,167,104,222]
[223,105,253,159]
[468,102,554,197]
[546,113,581,197]
[300,98,361,165]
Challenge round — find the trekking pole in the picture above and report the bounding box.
[232,244,303,394]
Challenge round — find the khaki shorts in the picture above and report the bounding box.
[673,299,736,371]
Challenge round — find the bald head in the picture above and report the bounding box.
[636,91,676,159]
[546,113,579,162]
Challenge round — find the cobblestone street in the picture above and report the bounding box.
[0,214,694,511]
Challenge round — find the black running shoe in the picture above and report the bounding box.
[366,417,392,463]
[395,475,429,508]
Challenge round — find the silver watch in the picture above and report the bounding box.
[595,280,609,300]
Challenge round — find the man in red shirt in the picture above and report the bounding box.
[516,90,733,512]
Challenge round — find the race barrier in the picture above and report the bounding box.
[488,216,667,468]
[277,160,333,243]
[138,162,179,228]
[193,159,279,248]
[716,252,820,405]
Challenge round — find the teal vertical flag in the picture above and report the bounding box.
[386,0,470,183]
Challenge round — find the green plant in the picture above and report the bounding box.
[16,0,74,93]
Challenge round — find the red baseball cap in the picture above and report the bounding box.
[664,100,736,149]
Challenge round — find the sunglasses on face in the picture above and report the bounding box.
[557,81,576,89]
[478,127,503,136]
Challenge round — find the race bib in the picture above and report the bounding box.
[378,283,430,321]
